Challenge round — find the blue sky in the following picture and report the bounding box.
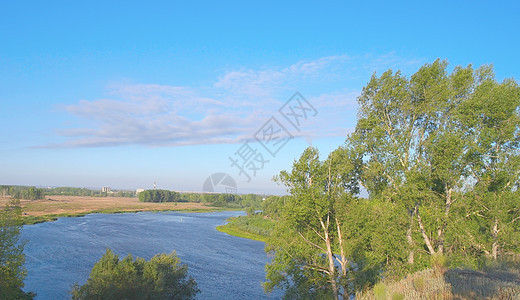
[1,1,519,194]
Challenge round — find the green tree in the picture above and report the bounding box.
[72,249,199,300]
[0,200,35,299]
[263,59,520,299]
[261,195,294,221]
[265,147,360,299]
[349,60,520,268]
[7,186,45,200]
[138,190,182,203]
[459,68,520,260]
[246,206,256,217]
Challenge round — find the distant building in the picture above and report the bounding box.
[101,187,111,193]
[136,188,145,194]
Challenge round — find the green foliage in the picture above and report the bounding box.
[138,189,182,202]
[217,215,274,242]
[245,206,256,217]
[265,60,520,298]
[71,249,199,300]
[352,59,520,264]
[199,193,264,208]
[266,147,361,299]
[430,253,447,274]
[224,215,274,237]
[2,185,45,200]
[0,200,35,299]
[113,190,136,197]
[264,253,334,300]
[47,186,100,196]
[344,199,411,282]
[261,195,287,219]
[1,185,138,198]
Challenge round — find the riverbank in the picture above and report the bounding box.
[216,215,274,242]
[0,195,219,225]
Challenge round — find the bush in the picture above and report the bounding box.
[431,253,447,275]
[72,249,199,300]
[0,200,35,299]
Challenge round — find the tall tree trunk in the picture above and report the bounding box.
[407,206,417,264]
[324,229,339,300]
[492,218,499,260]
[320,214,339,300]
[437,185,453,254]
[416,205,436,255]
[336,218,348,276]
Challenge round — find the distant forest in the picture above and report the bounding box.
[1,185,266,209]
[0,185,135,199]
[138,189,264,208]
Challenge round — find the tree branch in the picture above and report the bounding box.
[298,231,326,253]
[416,206,436,255]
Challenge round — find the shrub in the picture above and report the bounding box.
[431,253,447,275]
[72,249,199,300]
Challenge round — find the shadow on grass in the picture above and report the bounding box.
[445,268,520,299]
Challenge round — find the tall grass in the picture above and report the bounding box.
[356,257,520,299]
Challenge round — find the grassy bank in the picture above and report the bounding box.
[356,261,520,299]
[216,214,274,242]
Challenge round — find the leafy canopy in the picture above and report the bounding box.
[72,249,199,300]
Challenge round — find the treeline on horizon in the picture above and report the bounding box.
[0,186,45,200]
[1,185,267,209]
[138,189,264,208]
[0,185,135,199]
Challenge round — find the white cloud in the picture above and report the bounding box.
[46,54,422,148]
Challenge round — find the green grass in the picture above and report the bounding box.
[216,214,274,242]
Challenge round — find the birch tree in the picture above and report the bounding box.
[460,68,520,259]
[264,147,359,300]
[351,60,504,264]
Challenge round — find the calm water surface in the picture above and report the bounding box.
[21,211,282,299]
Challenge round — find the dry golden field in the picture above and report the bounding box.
[0,195,215,223]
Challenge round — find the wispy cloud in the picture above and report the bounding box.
[45,53,422,148]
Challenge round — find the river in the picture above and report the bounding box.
[21,211,282,299]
